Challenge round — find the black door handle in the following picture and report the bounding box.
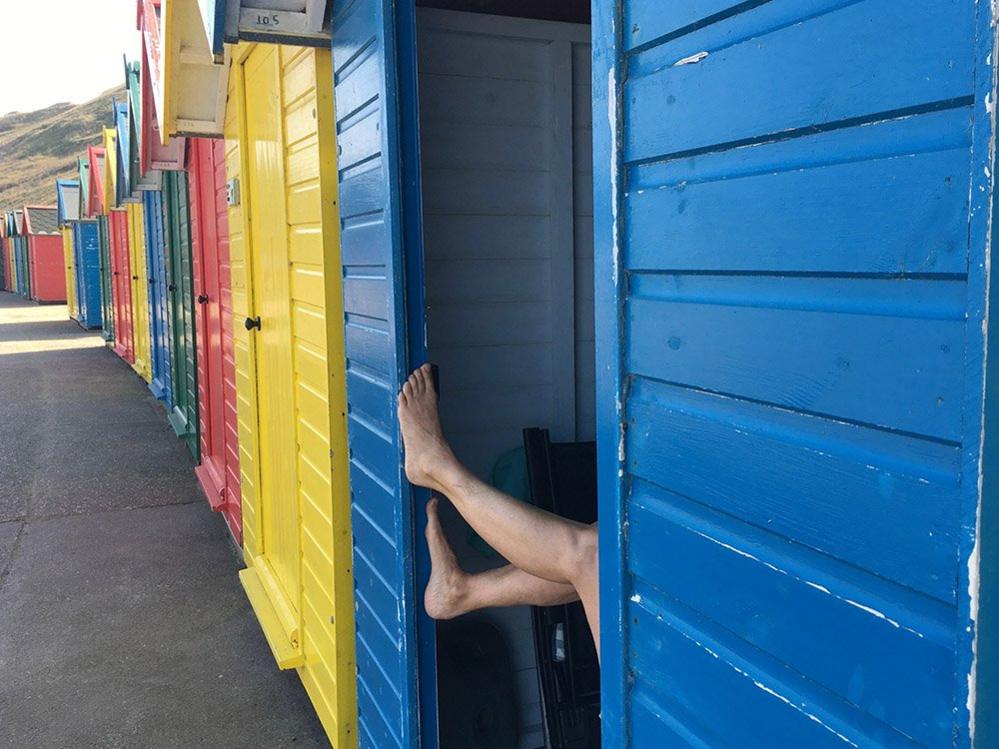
[244,316,261,331]
[131,275,138,280]
[149,277,155,284]
[197,294,209,304]
[167,284,176,291]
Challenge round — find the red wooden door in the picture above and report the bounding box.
[29,236,68,303]
[110,210,134,363]
[189,137,240,542]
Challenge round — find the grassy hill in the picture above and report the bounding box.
[0,86,126,211]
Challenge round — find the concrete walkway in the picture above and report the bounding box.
[0,293,327,747]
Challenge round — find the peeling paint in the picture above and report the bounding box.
[967,12,999,736]
[691,528,925,637]
[673,51,709,67]
[841,598,902,629]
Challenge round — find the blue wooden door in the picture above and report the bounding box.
[74,221,102,330]
[144,190,172,404]
[74,225,87,323]
[595,1,995,746]
[331,1,436,746]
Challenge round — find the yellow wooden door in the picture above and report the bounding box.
[231,43,357,744]
[62,227,76,320]
[128,202,151,383]
[245,44,301,646]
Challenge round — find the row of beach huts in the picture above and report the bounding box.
[2,1,996,747]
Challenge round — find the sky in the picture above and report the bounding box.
[0,1,141,113]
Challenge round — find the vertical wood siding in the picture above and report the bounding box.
[228,43,357,746]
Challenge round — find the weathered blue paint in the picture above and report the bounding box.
[594,0,995,746]
[331,0,435,745]
[72,221,103,330]
[144,190,172,405]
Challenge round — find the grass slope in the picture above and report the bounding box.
[0,86,126,211]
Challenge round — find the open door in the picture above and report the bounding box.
[331,1,435,746]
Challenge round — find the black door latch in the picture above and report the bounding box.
[197,294,209,304]
[244,316,261,331]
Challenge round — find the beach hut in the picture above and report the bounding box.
[22,206,65,304]
[188,137,240,541]
[55,179,81,320]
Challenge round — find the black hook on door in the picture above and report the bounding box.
[197,294,209,304]
[244,316,261,331]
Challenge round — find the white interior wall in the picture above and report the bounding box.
[417,9,593,748]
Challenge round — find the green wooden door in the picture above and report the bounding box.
[20,238,30,299]
[163,171,199,459]
[97,216,114,343]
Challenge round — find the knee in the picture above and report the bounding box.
[565,524,598,583]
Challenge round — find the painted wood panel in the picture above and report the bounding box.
[73,221,103,331]
[163,170,199,456]
[128,202,152,383]
[594,1,995,745]
[332,1,433,744]
[109,210,134,363]
[144,191,173,404]
[97,216,115,343]
[228,42,357,745]
[190,136,241,540]
[62,228,77,321]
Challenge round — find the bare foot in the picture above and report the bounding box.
[398,363,460,493]
[424,497,468,620]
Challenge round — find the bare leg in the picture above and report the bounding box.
[399,364,600,655]
[424,496,579,620]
